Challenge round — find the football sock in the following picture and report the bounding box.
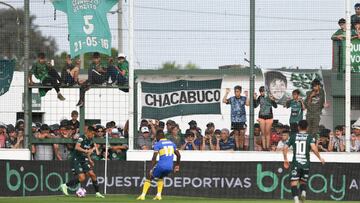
[291,186,298,198]
[92,180,100,193]
[141,179,151,196]
[156,179,164,196]
[66,178,80,187]
[300,184,307,193]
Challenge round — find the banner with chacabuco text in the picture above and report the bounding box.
[262,69,324,105]
[0,160,359,201]
[141,79,222,120]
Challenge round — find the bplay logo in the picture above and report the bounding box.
[6,162,78,196]
[256,163,345,200]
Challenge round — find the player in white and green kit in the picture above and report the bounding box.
[283,120,325,203]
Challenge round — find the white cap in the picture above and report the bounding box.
[118,53,126,58]
[141,126,150,133]
[352,118,360,129]
[111,128,119,134]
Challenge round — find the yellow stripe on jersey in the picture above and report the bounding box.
[158,146,174,157]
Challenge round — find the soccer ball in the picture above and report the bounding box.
[76,187,87,197]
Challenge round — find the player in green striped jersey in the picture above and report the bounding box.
[283,120,325,203]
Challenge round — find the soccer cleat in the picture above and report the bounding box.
[300,191,306,203]
[60,184,69,196]
[153,195,162,200]
[136,195,145,200]
[57,93,66,101]
[95,192,105,198]
[294,196,300,203]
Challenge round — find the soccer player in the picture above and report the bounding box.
[60,126,104,198]
[137,130,181,200]
[283,120,325,203]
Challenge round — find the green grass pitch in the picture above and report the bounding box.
[0,195,359,203]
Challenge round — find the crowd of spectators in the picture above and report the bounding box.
[135,118,360,152]
[29,52,129,107]
[0,110,129,160]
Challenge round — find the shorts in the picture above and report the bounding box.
[258,118,273,123]
[71,158,92,175]
[290,166,309,183]
[151,165,172,180]
[231,122,246,131]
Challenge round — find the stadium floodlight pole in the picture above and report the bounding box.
[23,0,31,151]
[128,0,135,151]
[0,2,20,63]
[248,0,256,151]
[345,0,351,152]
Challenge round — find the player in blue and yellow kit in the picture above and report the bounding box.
[137,130,181,201]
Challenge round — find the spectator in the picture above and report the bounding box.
[77,52,106,107]
[15,119,25,131]
[188,120,201,136]
[28,52,65,100]
[352,120,360,140]
[0,125,7,148]
[158,121,165,131]
[285,89,305,132]
[123,120,129,138]
[165,120,176,134]
[270,123,283,148]
[137,126,153,150]
[351,3,360,29]
[54,120,73,160]
[317,129,330,152]
[166,124,183,149]
[33,124,56,160]
[116,53,129,85]
[108,128,128,160]
[180,130,200,150]
[350,134,360,152]
[254,86,277,151]
[276,130,290,151]
[216,128,235,151]
[201,129,215,150]
[234,123,247,150]
[61,55,79,86]
[264,71,291,105]
[206,122,215,135]
[305,79,327,136]
[328,126,345,152]
[95,125,105,138]
[105,57,119,85]
[331,18,346,41]
[5,125,23,149]
[70,110,80,130]
[223,86,249,145]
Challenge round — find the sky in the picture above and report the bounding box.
[6,0,352,69]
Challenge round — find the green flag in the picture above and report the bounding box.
[51,0,117,57]
[0,60,15,96]
[341,38,360,73]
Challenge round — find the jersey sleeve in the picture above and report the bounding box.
[286,135,295,147]
[51,0,68,13]
[76,136,84,144]
[153,142,161,152]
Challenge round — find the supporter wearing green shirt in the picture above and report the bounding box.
[285,89,305,132]
[117,53,129,84]
[28,52,65,100]
[331,18,346,41]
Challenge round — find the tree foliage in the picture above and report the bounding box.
[0,9,58,69]
[160,61,199,70]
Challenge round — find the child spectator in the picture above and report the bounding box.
[61,55,79,86]
[29,52,65,100]
[331,18,346,41]
[285,89,305,132]
[166,124,183,149]
[0,125,7,148]
[180,130,200,150]
[318,129,331,152]
[5,125,23,148]
[201,129,215,150]
[254,86,277,151]
[350,134,360,152]
[351,3,360,29]
[328,125,345,152]
[276,130,290,151]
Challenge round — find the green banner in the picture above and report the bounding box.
[141,79,222,120]
[0,60,15,96]
[262,69,324,105]
[341,38,360,72]
[51,0,117,57]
